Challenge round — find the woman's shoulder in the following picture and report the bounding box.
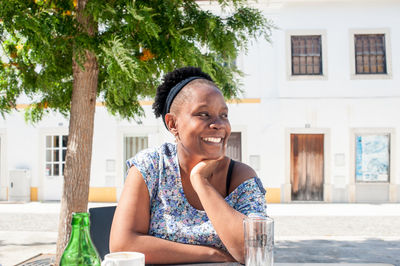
[229,160,258,193]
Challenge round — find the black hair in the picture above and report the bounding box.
[152,66,214,118]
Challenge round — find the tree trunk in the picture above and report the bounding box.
[55,0,98,264]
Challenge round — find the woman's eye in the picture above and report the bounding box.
[199,113,208,117]
[221,113,228,119]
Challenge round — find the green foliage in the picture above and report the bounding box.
[0,0,273,122]
[0,0,74,121]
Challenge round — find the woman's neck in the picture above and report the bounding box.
[176,143,227,185]
[176,144,201,179]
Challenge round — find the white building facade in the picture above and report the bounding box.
[1,0,399,203]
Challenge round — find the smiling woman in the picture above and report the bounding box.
[110,67,267,264]
[167,78,230,162]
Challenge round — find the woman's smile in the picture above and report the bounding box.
[202,137,224,144]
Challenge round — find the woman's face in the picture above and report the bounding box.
[173,83,231,161]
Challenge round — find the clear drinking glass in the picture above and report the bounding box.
[243,215,274,266]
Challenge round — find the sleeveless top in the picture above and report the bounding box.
[127,142,267,249]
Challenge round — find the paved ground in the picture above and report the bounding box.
[0,202,399,266]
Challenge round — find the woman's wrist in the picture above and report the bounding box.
[190,173,212,193]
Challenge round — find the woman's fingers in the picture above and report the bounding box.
[191,159,219,178]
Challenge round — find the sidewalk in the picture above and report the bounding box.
[1,202,399,266]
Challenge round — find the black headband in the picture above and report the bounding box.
[162,76,203,128]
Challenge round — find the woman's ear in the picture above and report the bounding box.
[165,113,178,137]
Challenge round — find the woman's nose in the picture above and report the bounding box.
[209,118,224,129]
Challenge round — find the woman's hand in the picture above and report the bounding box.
[189,138,227,192]
[189,158,223,193]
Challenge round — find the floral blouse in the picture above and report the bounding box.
[127,142,267,249]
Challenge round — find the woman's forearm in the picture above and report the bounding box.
[110,231,233,264]
[194,182,246,263]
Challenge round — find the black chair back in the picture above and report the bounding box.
[89,206,116,260]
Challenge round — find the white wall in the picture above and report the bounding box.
[0,0,399,202]
[239,0,400,99]
[238,0,400,200]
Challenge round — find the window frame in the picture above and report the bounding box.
[227,131,242,162]
[39,127,69,201]
[45,134,68,177]
[286,29,328,81]
[123,135,149,175]
[354,34,387,75]
[349,28,392,80]
[349,128,396,188]
[116,125,158,191]
[354,133,390,183]
[291,35,323,76]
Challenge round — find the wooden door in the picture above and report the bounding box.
[291,134,324,201]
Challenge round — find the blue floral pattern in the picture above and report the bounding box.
[127,142,267,249]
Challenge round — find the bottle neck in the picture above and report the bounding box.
[71,212,90,226]
[69,212,91,243]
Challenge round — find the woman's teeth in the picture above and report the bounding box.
[203,137,222,143]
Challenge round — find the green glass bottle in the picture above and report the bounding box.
[60,212,101,266]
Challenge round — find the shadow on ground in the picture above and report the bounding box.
[275,238,400,266]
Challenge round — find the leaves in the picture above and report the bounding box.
[0,0,274,122]
[100,36,138,81]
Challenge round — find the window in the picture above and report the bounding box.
[355,134,390,182]
[227,132,242,162]
[45,135,68,177]
[349,29,391,79]
[291,35,322,75]
[124,136,148,173]
[354,34,386,74]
